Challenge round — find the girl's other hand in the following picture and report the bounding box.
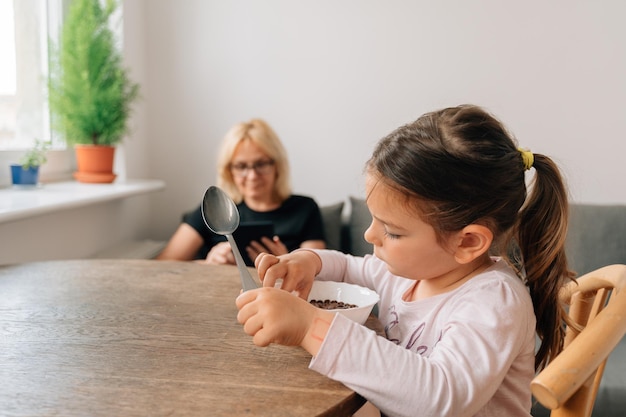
[235,287,333,355]
[254,250,321,299]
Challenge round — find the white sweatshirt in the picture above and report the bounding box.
[309,250,536,417]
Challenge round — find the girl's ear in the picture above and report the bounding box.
[453,225,493,264]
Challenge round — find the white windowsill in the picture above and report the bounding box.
[0,179,165,224]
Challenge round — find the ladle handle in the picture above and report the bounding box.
[226,234,259,291]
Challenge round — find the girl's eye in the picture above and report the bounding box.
[383,229,401,240]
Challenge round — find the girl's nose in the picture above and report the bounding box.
[363,222,379,246]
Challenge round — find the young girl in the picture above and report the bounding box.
[236,105,574,417]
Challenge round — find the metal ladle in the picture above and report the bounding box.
[201,186,259,291]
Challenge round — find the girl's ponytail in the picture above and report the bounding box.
[516,153,576,370]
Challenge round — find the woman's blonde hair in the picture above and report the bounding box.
[216,118,291,204]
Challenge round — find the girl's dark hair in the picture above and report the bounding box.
[367,104,575,370]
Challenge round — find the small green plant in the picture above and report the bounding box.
[20,139,51,169]
[48,0,139,146]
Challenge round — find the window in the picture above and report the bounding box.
[0,0,71,186]
[0,0,17,144]
[0,0,61,150]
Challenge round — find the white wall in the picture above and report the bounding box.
[132,0,625,240]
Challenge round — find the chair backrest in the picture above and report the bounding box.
[530,264,626,417]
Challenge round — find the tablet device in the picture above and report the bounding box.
[232,221,274,266]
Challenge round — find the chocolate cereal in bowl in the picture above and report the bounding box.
[307,281,380,325]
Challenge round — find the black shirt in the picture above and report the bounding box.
[183,195,325,260]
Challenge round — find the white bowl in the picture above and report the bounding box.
[308,281,380,325]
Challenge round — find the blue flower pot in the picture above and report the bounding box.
[10,164,40,186]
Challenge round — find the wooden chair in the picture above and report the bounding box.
[530,264,626,417]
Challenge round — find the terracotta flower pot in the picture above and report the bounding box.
[73,145,117,183]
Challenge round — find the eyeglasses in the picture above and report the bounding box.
[230,159,275,178]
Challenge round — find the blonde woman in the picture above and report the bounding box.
[157,119,326,264]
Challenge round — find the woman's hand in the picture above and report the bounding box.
[235,286,334,356]
[205,241,235,265]
[246,236,288,264]
[254,250,322,299]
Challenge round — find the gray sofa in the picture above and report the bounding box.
[320,198,626,417]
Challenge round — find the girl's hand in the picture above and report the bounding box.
[235,287,334,355]
[254,250,322,299]
[205,242,235,265]
[246,236,288,264]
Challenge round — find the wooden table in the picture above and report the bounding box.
[0,260,370,416]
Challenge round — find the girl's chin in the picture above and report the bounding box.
[384,262,413,280]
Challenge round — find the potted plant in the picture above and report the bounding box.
[48,0,139,184]
[10,139,50,187]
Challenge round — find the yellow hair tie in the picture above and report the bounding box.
[518,148,534,171]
